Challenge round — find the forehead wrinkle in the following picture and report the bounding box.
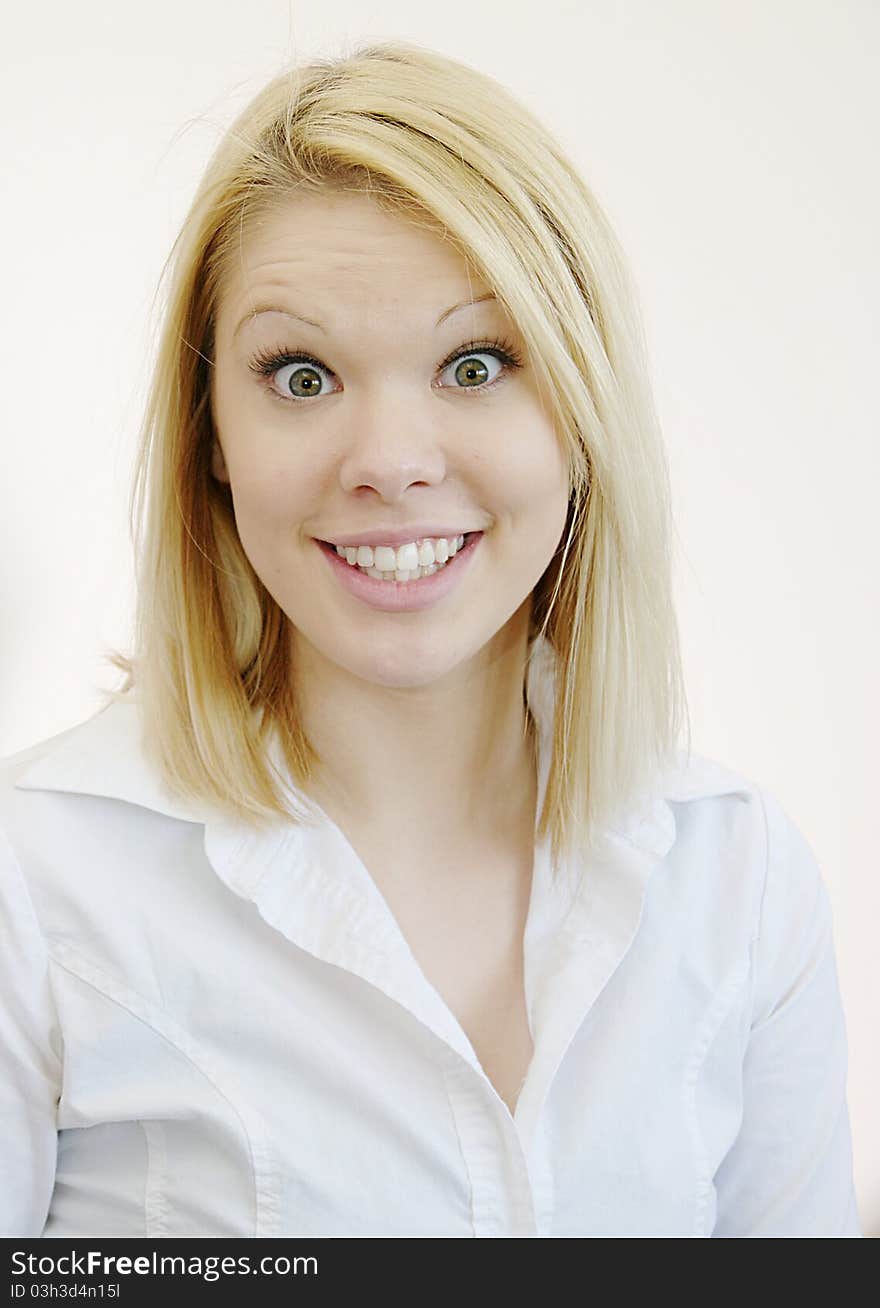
[233,300,507,348]
[226,210,497,341]
[231,265,504,341]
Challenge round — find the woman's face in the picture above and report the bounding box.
[210,190,570,689]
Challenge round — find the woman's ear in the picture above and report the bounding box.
[211,439,230,484]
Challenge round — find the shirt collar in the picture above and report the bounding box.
[12,636,753,1129]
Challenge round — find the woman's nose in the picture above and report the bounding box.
[335,387,448,499]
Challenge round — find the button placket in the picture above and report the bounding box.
[442,1055,540,1238]
[525,1108,555,1235]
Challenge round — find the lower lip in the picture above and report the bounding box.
[315,534,484,613]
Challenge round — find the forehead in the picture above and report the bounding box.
[217,190,492,328]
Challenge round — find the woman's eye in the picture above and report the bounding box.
[437,351,504,390]
[248,340,520,403]
[269,359,338,401]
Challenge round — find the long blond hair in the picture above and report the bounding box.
[102,39,691,869]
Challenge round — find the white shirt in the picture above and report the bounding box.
[0,635,862,1237]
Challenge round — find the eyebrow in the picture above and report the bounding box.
[233,292,498,339]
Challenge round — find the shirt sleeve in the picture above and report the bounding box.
[711,786,862,1236]
[0,824,61,1236]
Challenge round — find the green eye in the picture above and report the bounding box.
[451,355,492,387]
[282,364,326,398]
[437,340,523,392]
[247,336,524,404]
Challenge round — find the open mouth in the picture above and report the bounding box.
[317,531,481,582]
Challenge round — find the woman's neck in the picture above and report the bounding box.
[291,617,536,848]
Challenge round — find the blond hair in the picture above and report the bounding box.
[102,38,691,869]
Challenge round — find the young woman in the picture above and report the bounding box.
[0,41,861,1237]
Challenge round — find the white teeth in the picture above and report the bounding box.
[335,534,466,575]
[374,542,419,571]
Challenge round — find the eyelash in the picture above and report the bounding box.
[246,336,524,404]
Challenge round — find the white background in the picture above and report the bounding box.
[2,0,877,1234]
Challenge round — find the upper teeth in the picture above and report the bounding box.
[334,535,465,571]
